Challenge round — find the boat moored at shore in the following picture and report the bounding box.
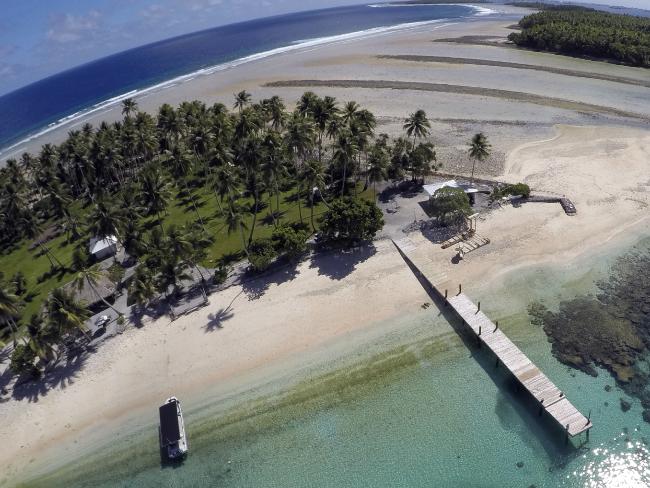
[159,397,188,460]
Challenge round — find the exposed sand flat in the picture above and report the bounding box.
[265,79,649,121]
[404,125,650,292]
[377,55,650,89]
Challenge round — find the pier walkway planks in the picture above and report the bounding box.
[392,236,592,438]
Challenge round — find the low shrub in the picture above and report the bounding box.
[248,238,278,272]
[272,224,310,261]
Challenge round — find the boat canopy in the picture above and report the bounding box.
[159,400,181,446]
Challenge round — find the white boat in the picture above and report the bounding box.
[159,397,188,460]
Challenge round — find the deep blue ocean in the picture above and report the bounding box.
[0,3,482,154]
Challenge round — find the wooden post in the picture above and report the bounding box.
[479,325,482,336]
[458,284,462,295]
[477,301,481,313]
[494,320,499,332]
[538,398,544,416]
[444,289,448,299]
[565,424,570,445]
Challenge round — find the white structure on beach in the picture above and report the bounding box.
[89,235,118,260]
[424,179,479,204]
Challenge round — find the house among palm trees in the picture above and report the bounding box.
[424,180,479,205]
[63,270,117,313]
[88,235,118,261]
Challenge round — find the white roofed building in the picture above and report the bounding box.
[89,235,118,261]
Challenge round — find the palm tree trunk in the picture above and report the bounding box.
[470,159,476,186]
[268,193,277,227]
[38,242,55,268]
[239,224,250,259]
[212,188,224,213]
[341,161,347,196]
[9,317,18,347]
[157,212,166,235]
[297,189,304,224]
[275,178,281,225]
[185,183,206,232]
[309,193,316,232]
[39,242,64,269]
[247,189,259,245]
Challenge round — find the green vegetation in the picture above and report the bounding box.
[0,91,442,353]
[492,183,531,199]
[430,187,472,224]
[272,224,310,261]
[319,197,384,244]
[248,239,278,272]
[508,7,650,67]
[468,132,491,185]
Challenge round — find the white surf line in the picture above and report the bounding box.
[0,15,467,160]
[368,4,497,16]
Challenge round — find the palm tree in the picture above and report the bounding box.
[284,113,315,173]
[261,136,287,227]
[128,266,157,310]
[342,101,360,127]
[121,219,146,260]
[367,145,388,200]
[237,135,264,245]
[262,95,286,130]
[156,256,191,299]
[301,160,327,231]
[122,98,138,118]
[222,203,250,258]
[333,130,358,196]
[468,133,491,185]
[297,91,319,117]
[211,164,240,211]
[88,197,125,240]
[140,166,171,232]
[166,147,205,230]
[403,109,431,145]
[26,314,56,362]
[312,96,338,163]
[45,288,91,340]
[72,266,122,316]
[21,216,66,270]
[0,287,21,346]
[233,90,252,113]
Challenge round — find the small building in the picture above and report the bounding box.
[88,235,118,261]
[63,271,117,312]
[423,179,479,205]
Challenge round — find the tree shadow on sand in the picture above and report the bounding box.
[204,290,241,332]
[11,347,93,403]
[205,308,235,332]
[309,244,377,281]
[241,259,300,301]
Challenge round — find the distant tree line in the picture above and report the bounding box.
[508,8,650,67]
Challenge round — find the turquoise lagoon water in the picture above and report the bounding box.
[24,237,650,487]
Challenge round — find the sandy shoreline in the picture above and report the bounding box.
[1,9,650,486]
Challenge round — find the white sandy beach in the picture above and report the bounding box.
[1,8,650,485]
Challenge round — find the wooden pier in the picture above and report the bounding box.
[393,236,592,439]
